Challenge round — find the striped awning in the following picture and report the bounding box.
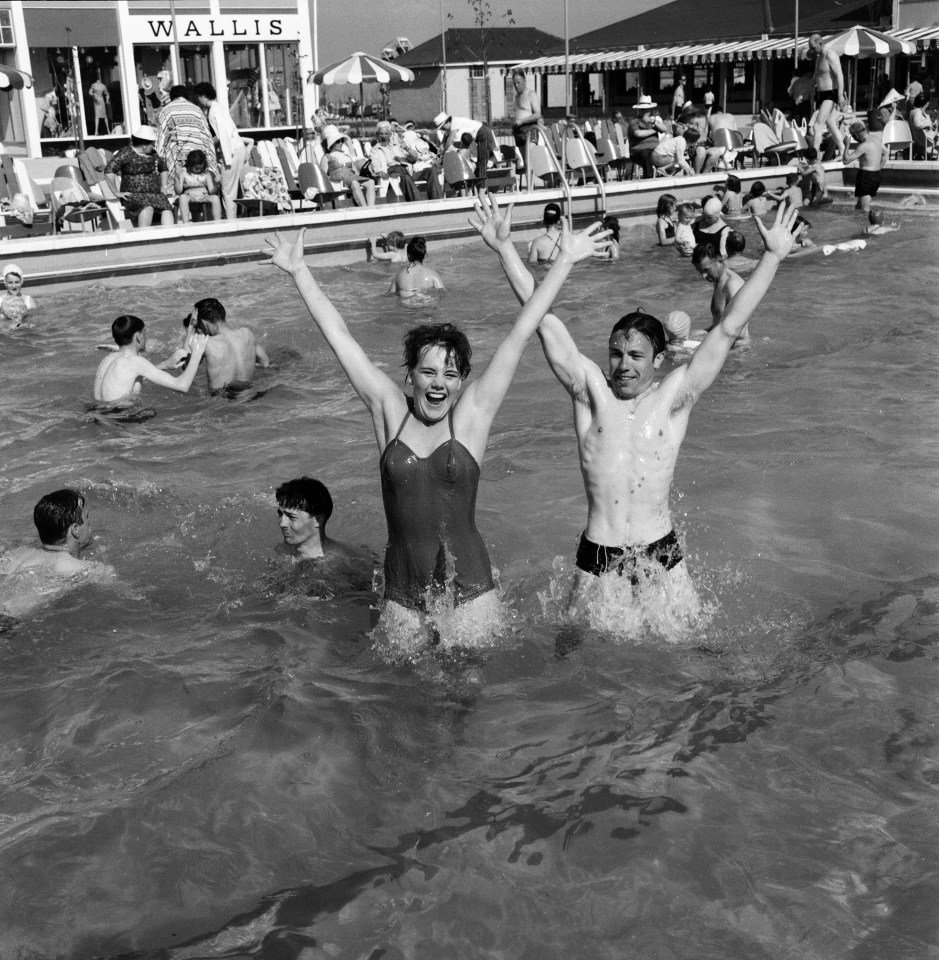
[513,26,930,74]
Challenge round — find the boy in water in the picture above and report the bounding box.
[0,489,115,619]
[719,175,744,216]
[474,199,803,628]
[94,315,208,403]
[387,237,445,300]
[843,120,883,213]
[187,297,270,393]
[371,230,407,262]
[723,231,758,273]
[798,147,830,205]
[743,181,776,217]
[276,476,357,562]
[674,203,697,257]
[771,171,805,209]
[1,264,37,329]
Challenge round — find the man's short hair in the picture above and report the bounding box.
[112,314,144,346]
[169,85,189,101]
[511,68,527,80]
[385,230,405,250]
[804,146,818,161]
[192,81,216,102]
[195,297,226,325]
[276,477,333,522]
[402,323,472,379]
[406,236,426,263]
[786,171,799,185]
[34,489,84,545]
[726,231,746,256]
[691,242,721,267]
[610,312,667,357]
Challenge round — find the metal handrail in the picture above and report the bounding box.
[565,122,607,214]
[536,134,574,230]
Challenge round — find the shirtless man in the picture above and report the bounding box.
[276,476,357,562]
[511,69,541,171]
[475,199,802,623]
[691,242,748,343]
[189,297,270,392]
[843,120,884,213]
[387,237,445,300]
[94,314,208,403]
[808,33,846,156]
[0,489,115,620]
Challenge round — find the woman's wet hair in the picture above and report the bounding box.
[601,214,620,242]
[402,323,472,379]
[610,311,667,357]
[656,193,677,217]
[726,231,746,255]
[276,477,333,522]
[33,489,84,545]
[112,314,145,346]
[406,236,427,263]
[185,149,207,170]
[749,181,766,197]
[725,175,741,193]
[543,202,562,227]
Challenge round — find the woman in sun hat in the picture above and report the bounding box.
[320,124,376,206]
[105,125,175,227]
[627,95,668,179]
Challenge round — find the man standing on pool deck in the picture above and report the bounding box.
[475,199,803,622]
[511,69,541,172]
[188,297,270,393]
[808,34,846,157]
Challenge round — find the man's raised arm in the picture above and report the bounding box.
[683,204,801,400]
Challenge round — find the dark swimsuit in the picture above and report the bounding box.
[380,404,494,611]
[575,530,683,584]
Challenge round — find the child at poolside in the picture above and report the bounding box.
[771,172,804,209]
[655,194,677,245]
[595,214,621,260]
[674,203,696,257]
[743,181,776,217]
[371,230,407,262]
[798,147,830,205]
[863,209,900,235]
[0,264,36,329]
[387,236,445,300]
[720,175,744,216]
[174,149,221,223]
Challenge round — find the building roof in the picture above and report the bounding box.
[565,0,887,52]
[393,27,562,68]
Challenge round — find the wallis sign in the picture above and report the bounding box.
[125,15,302,44]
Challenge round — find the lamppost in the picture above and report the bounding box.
[439,0,448,114]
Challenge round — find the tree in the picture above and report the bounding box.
[450,1,514,124]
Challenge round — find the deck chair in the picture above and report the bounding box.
[750,123,798,165]
[442,150,478,195]
[298,162,349,209]
[595,138,632,180]
[710,128,753,169]
[882,119,914,160]
[565,137,606,185]
[527,143,562,188]
[49,177,109,233]
[276,145,305,208]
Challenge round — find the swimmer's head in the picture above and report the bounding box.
[702,197,723,222]
[402,322,472,380]
[664,310,692,342]
[33,488,89,547]
[112,314,145,347]
[543,202,562,228]
[276,477,333,550]
[794,215,811,234]
[406,236,427,264]
[786,171,799,186]
[725,175,742,194]
[692,242,723,282]
[851,120,869,139]
[677,202,695,224]
[656,194,677,218]
[601,214,620,243]
[869,208,884,226]
[608,312,667,398]
[195,297,225,334]
[804,147,818,161]
[384,230,405,250]
[749,181,766,198]
[184,149,208,172]
[3,263,23,294]
[725,231,746,256]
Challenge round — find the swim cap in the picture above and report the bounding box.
[3,263,23,279]
[703,197,722,217]
[664,310,692,341]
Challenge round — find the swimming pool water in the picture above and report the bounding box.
[1,207,938,958]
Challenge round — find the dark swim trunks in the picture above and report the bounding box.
[575,530,683,584]
[815,89,837,105]
[854,169,881,198]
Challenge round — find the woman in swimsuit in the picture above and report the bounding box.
[266,198,608,651]
[528,202,563,264]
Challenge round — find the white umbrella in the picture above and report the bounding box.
[823,25,916,57]
[312,52,415,132]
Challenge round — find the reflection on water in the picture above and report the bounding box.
[1,210,937,958]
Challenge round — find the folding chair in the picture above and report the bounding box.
[298,162,350,209]
[882,119,914,160]
[49,177,109,234]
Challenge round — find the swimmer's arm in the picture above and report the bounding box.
[537,314,593,398]
[139,334,207,392]
[684,204,800,398]
[828,50,846,102]
[428,270,445,291]
[255,344,270,367]
[157,347,189,370]
[266,229,398,410]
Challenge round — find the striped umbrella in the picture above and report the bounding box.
[824,25,916,57]
[312,52,415,131]
[0,65,33,91]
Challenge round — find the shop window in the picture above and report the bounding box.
[179,45,213,89]
[0,52,24,142]
[225,43,261,128]
[265,42,300,128]
[134,45,172,128]
[0,10,14,46]
[29,46,123,140]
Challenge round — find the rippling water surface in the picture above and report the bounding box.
[1,207,937,958]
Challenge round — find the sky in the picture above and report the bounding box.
[311,0,674,66]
